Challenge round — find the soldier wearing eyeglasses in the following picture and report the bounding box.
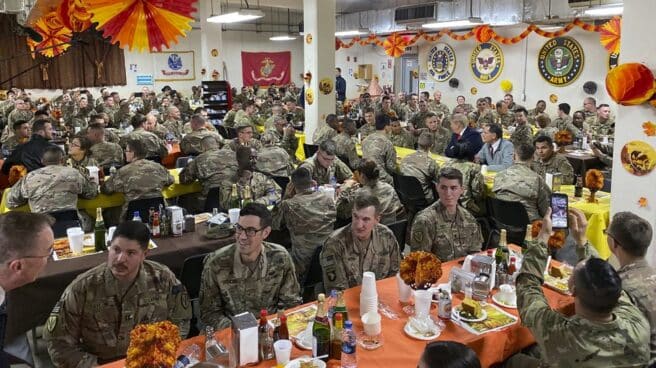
[200,203,301,330]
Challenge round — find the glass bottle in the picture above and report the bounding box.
[159,205,170,237]
[241,185,253,208]
[94,208,106,252]
[229,184,240,209]
[574,175,583,198]
[151,212,160,238]
[258,309,274,361]
[333,291,348,322]
[524,224,533,247]
[312,293,331,361]
[205,326,228,364]
[330,313,343,361]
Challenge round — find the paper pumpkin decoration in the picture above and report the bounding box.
[638,197,648,208]
[470,87,478,95]
[27,11,73,58]
[383,33,409,58]
[319,78,333,95]
[57,0,93,33]
[305,88,314,105]
[606,63,656,105]
[599,16,621,55]
[549,94,558,103]
[583,81,597,94]
[500,80,513,92]
[87,0,197,52]
[642,121,656,137]
[448,78,459,88]
[620,140,656,176]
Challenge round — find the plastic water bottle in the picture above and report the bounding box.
[330,175,337,188]
[132,211,142,222]
[266,188,278,206]
[326,289,337,321]
[173,344,200,368]
[341,320,357,367]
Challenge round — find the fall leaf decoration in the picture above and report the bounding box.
[554,130,573,147]
[399,251,442,290]
[531,220,566,249]
[383,33,409,58]
[643,121,656,137]
[638,197,648,208]
[126,321,180,368]
[605,63,656,106]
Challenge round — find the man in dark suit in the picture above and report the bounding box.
[335,68,346,103]
[444,113,483,162]
[2,119,56,174]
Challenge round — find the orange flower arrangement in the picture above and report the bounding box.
[399,251,442,290]
[585,169,604,203]
[554,130,573,148]
[531,220,566,249]
[126,321,181,368]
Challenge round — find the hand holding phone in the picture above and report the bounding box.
[550,193,569,229]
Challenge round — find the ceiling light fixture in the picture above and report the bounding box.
[270,33,297,41]
[583,4,623,16]
[422,17,483,29]
[207,8,265,24]
[335,28,370,37]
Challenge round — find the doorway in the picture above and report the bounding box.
[400,55,419,94]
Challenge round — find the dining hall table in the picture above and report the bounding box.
[100,249,574,368]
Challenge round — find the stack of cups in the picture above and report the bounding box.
[360,271,378,316]
[414,290,433,319]
[66,227,84,255]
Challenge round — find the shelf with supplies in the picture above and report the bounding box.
[201,80,232,113]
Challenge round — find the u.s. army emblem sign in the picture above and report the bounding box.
[538,36,584,87]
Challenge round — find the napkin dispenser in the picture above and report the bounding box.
[470,255,496,291]
[472,273,491,301]
[230,312,258,367]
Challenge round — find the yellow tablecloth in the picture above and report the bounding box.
[0,169,202,216]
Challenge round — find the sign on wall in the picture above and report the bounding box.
[427,42,456,82]
[136,75,153,85]
[537,37,584,87]
[241,51,291,86]
[153,51,196,81]
[470,42,504,83]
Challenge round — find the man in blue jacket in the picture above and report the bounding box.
[475,122,514,171]
[335,68,346,103]
[444,113,483,162]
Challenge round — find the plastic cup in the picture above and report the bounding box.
[396,273,412,303]
[362,311,382,336]
[359,294,378,316]
[481,165,488,175]
[361,271,377,296]
[273,339,292,365]
[107,226,116,244]
[323,187,335,201]
[228,208,240,224]
[66,227,84,254]
[414,290,432,318]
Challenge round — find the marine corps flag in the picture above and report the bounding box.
[241,51,291,86]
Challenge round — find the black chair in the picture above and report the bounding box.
[395,175,433,214]
[272,175,290,195]
[203,187,223,213]
[225,127,238,139]
[48,210,81,238]
[487,197,530,247]
[179,253,209,338]
[302,245,324,303]
[176,156,192,168]
[334,216,352,229]
[303,143,319,159]
[386,219,408,254]
[125,197,166,221]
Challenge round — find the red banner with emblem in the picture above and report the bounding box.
[241,51,291,86]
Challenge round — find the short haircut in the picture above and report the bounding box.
[451,113,467,127]
[89,114,104,124]
[342,119,356,132]
[536,114,551,126]
[352,192,381,215]
[504,93,513,99]
[598,103,609,109]
[558,103,571,115]
[200,135,220,151]
[236,124,253,133]
[131,114,146,129]
[424,112,437,122]
[381,95,391,102]
[484,96,492,105]
[42,146,64,165]
[417,132,434,149]
[608,212,653,257]
[421,341,481,368]
[243,100,255,108]
[364,107,375,115]
[0,212,54,263]
[574,258,622,314]
[515,143,536,161]
[126,138,147,158]
[514,107,528,116]
[193,107,207,114]
[12,119,28,131]
[420,91,430,99]
[87,122,105,132]
[336,67,341,73]
[375,114,390,130]
[356,159,380,182]
[103,95,113,102]
[534,135,553,147]
[585,96,597,106]
[32,119,50,133]
[112,220,151,250]
[291,167,313,190]
[495,100,505,110]
[325,114,338,125]
[240,202,272,229]
[485,123,502,139]
[438,167,463,186]
[73,135,93,151]
[319,139,337,156]
[190,114,206,127]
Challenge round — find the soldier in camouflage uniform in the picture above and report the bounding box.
[272,167,336,280]
[442,149,486,216]
[388,119,414,149]
[66,96,97,130]
[321,193,400,291]
[260,115,299,161]
[283,97,304,125]
[180,115,223,155]
[532,135,575,184]
[357,108,377,141]
[256,135,293,177]
[503,94,524,112]
[1,120,31,154]
[509,107,534,149]
[453,95,474,115]
[8,146,97,213]
[87,123,124,168]
[553,103,580,136]
[527,100,547,126]
[200,203,302,329]
[262,104,283,130]
[162,106,185,140]
[468,98,495,129]
[142,113,169,140]
[408,99,432,131]
[312,114,339,145]
[102,139,174,220]
[120,114,168,158]
[299,139,353,185]
[582,96,598,127]
[534,113,558,140]
[233,101,262,132]
[419,113,450,155]
[222,102,242,128]
[590,103,615,140]
[399,132,440,203]
[361,115,397,186]
[2,99,33,143]
[403,94,420,122]
[44,221,191,367]
[228,123,263,152]
[494,100,514,128]
[333,119,360,170]
[508,211,651,368]
[180,138,238,209]
[492,143,551,221]
[573,210,656,364]
[410,168,483,261]
[428,90,451,119]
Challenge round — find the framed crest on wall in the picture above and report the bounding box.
[153,51,196,81]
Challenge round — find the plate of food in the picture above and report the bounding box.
[543,264,572,295]
[492,293,517,309]
[452,300,488,322]
[403,316,441,341]
[284,357,326,368]
[293,329,313,350]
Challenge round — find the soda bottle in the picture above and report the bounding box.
[330,313,343,361]
[151,212,160,238]
[94,208,106,252]
[312,293,331,361]
[333,291,348,322]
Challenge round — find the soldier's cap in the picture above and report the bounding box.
[234,120,253,130]
[161,85,172,92]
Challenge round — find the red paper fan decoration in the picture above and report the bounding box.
[58,0,93,33]
[27,11,73,58]
[599,16,621,55]
[383,33,409,57]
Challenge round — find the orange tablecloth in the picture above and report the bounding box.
[101,253,573,368]
[162,143,182,169]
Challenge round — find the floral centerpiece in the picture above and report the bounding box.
[399,251,442,290]
[531,220,566,249]
[585,169,605,203]
[126,321,181,368]
[554,130,573,152]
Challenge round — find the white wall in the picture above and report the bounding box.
[336,44,395,99]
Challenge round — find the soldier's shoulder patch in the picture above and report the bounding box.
[171,284,185,295]
[46,313,58,333]
[411,228,424,244]
[327,271,336,282]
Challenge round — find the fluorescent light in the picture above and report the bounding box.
[207,9,265,23]
[335,28,370,37]
[269,34,297,41]
[422,17,484,29]
[584,4,623,16]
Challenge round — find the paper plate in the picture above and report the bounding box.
[452,306,488,322]
[403,321,441,341]
[492,293,517,309]
[285,357,326,368]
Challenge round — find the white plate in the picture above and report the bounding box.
[293,330,313,350]
[403,321,441,341]
[452,306,488,322]
[492,293,517,309]
[284,357,327,368]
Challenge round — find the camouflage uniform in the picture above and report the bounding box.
[101,159,174,219]
[104,129,121,144]
[183,121,217,135]
[120,128,168,158]
[320,223,400,291]
[590,117,615,140]
[527,108,544,126]
[66,155,99,177]
[361,132,397,186]
[357,123,376,141]
[535,126,558,140]
[403,104,420,122]
[442,159,486,216]
[1,135,28,153]
[238,171,281,205]
[515,240,651,368]
[179,148,238,209]
[492,162,551,221]
[408,111,431,130]
[583,110,597,127]
[399,151,440,203]
[453,103,474,115]
[234,110,260,131]
[410,200,483,261]
[428,101,450,118]
[494,110,515,128]
[420,127,451,155]
[227,138,262,152]
[148,123,170,141]
[89,142,124,168]
[163,119,185,140]
[553,115,580,136]
[388,130,415,149]
[299,155,353,186]
[7,165,97,212]
[44,261,192,367]
[333,132,360,169]
[260,128,299,160]
[2,110,33,143]
[468,110,495,128]
[531,153,575,185]
[180,129,223,155]
[255,146,293,177]
[223,110,238,128]
[312,124,338,145]
[509,123,534,149]
[272,189,336,280]
[335,182,405,225]
[199,242,302,329]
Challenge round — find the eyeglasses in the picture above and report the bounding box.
[20,247,54,261]
[603,229,618,243]
[234,224,264,237]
